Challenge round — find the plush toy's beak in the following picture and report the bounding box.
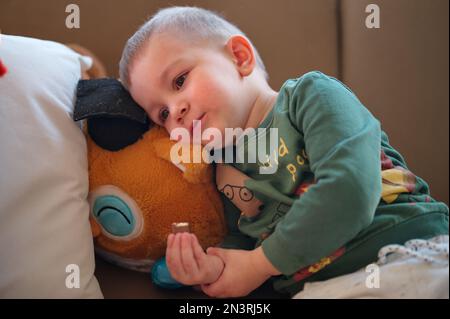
[89,216,101,238]
[152,136,212,184]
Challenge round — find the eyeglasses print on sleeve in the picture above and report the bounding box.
[219,184,254,202]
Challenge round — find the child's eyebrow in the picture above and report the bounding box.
[160,58,183,85]
[142,58,185,114]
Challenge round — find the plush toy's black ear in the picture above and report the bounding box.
[73,78,152,151]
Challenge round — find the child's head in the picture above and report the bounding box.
[119,6,272,146]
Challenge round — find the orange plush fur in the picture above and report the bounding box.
[87,126,226,260]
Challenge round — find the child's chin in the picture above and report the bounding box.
[202,139,223,150]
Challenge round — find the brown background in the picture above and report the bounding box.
[1,0,448,205]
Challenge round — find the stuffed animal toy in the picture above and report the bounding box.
[66,43,107,80]
[71,47,226,288]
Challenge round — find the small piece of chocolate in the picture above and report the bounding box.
[171,222,190,233]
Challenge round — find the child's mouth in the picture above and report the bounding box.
[190,113,206,136]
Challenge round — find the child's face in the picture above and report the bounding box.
[129,33,254,146]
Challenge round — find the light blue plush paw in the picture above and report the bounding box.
[151,257,186,289]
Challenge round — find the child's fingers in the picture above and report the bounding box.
[167,233,174,250]
[180,232,199,275]
[166,233,186,280]
[191,234,207,266]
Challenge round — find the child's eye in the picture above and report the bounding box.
[159,107,170,123]
[174,72,188,90]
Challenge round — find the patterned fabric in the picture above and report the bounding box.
[380,150,417,203]
[378,235,449,265]
[294,236,449,299]
[293,247,346,282]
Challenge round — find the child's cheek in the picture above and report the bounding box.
[191,77,227,112]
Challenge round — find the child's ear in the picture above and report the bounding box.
[225,35,256,77]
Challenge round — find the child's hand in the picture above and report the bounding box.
[166,232,224,286]
[201,246,281,298]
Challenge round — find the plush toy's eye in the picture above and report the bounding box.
[93,195,135,236]
[89,185,143,239]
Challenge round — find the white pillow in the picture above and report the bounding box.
[0,35,103,298]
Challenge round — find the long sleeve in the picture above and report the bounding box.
[262,72,382,275]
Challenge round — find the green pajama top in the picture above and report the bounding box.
[217,71,449,296]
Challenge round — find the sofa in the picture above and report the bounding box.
[0,0,447,298]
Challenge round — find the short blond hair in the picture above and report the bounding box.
[119,6,268,89]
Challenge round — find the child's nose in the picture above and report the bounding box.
[174,104,189,125]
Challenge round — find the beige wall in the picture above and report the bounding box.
[1,0,448,204]
[341,0,449,205]
[0,0,339,88]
